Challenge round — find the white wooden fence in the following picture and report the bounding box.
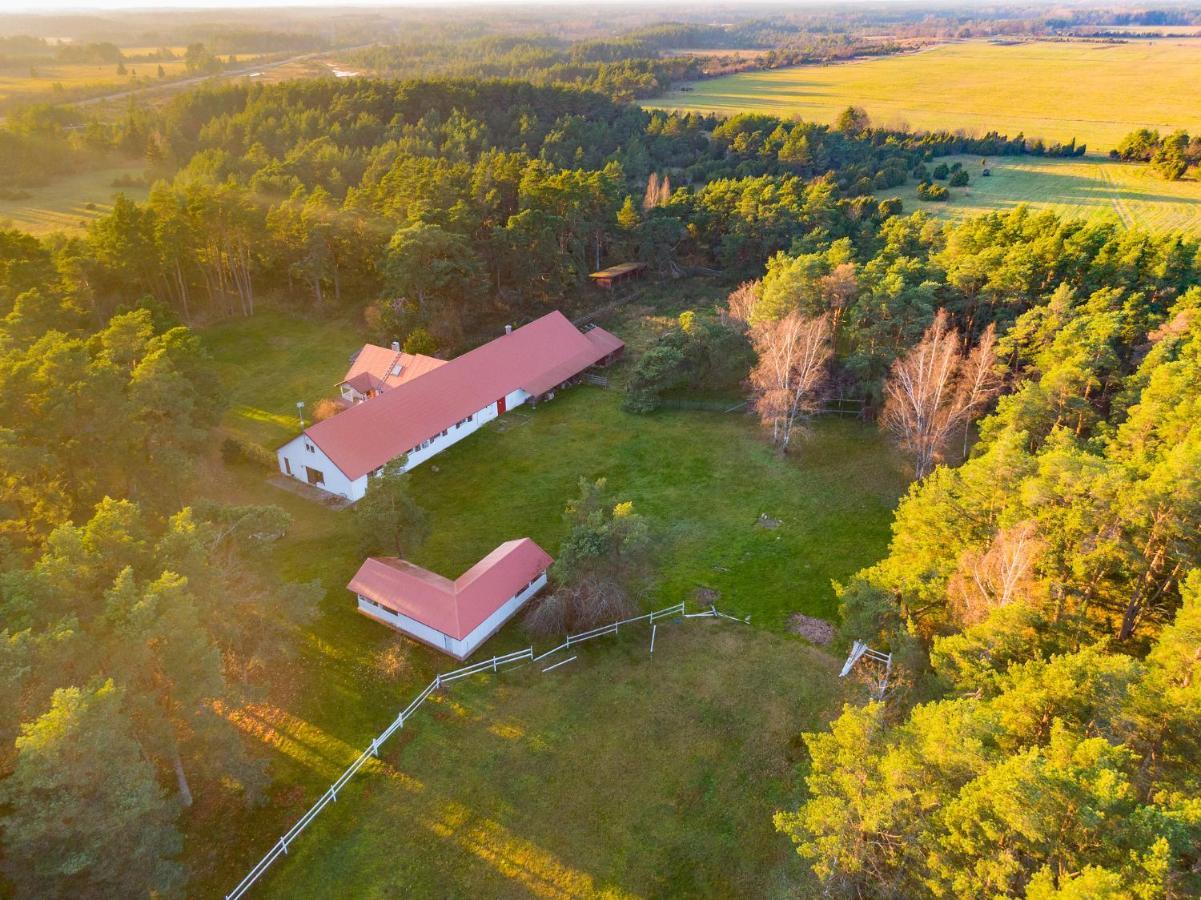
[225,600,744,899]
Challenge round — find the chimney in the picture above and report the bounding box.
[505,324,513,336]
[391,341,400,352]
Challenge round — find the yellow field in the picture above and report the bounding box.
[0,51,260,110]
[877,155,1201,233]
[0,164,149,235]
[0,60,192,102]
[647,39,1201,152]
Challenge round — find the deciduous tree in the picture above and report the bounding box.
[749,311,832,454]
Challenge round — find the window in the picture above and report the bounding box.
[304,441,315,454]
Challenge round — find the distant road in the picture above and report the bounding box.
[67,45,374,110]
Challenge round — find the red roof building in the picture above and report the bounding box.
[338,344,447,403]
[348,539,553,659]
[277,311,623,501]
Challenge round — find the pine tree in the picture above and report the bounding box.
[0,681,184,897]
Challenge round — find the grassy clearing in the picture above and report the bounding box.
[186,304,903,892]
[876,154,1201,233]
[646,39,1201,152]
[0,163,150,235]
[258,622,845,898]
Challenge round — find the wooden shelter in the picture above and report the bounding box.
[588,262,646,289]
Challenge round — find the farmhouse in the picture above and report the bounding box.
[337,342,446,404]
[348,538,553,659]
[277,311,624,501]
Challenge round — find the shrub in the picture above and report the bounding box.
[948,170,969,187]
[312,398,341,422]
[916,181,950,202]
[932,163,950,180]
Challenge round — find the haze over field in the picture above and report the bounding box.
[647,39,1201,151]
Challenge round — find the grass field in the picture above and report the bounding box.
[646,39,1201,153]
[188,304,904,894]
[877,154,1201,233]
[0,163,149,235]
[258,622,844,898]
[0,50,262,111]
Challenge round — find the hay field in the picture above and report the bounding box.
[647,39,1201,152]
[877,155,1201,233]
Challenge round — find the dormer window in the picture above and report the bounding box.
[391,364,403,377]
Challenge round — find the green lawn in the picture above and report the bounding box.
[201,309,363,448]
[646,39,1201,154]
[260,621,844,898]
[187,306,904,894]
[877,154,1201,233]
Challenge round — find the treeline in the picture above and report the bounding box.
[0,228,322,894]
[1115,127,1201,179]
[342,34,702,102]
[629,206,1200,410]
[730,202,1201,893]
[32,79,1082,351]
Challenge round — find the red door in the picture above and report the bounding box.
[497,396,507,415]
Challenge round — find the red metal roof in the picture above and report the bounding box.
[347,539,553,639]
[341,345,446,391]
[303,312,624,479]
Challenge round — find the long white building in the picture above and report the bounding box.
[276,311,623,502]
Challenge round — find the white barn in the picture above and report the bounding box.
[348,538,553,660]
[276,311,623,502]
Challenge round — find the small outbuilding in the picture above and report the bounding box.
[347,539,553,660]
[588,261,646,289]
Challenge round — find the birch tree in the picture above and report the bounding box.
[881,311,999,479]
[749,311,833,455]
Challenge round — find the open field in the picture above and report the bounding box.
[878,155,1201,233]
[188,304,903,893]
[0,52,262,111]
[0,163,149,235]
[258,622,844,897]
[646,39,1201,152]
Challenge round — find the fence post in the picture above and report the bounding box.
[650,623,657,654]
[371,738,379,758]
[493,655,498,672]
[279,837,288,856]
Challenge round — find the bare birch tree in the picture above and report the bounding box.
[749,312,833,455]
[642,172,671,211]
[723,280,760,328]
[947,521,1044,626]
[881,310,1000,479]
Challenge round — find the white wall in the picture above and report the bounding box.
[277,434,362,500]
[279,388,535,503]
[451,571,547,658]
[355,570,548,660]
